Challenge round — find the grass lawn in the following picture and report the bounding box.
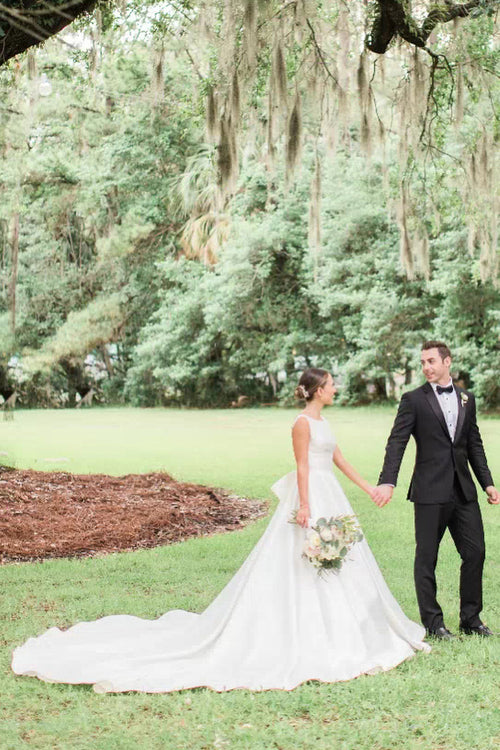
[1,406,499,750]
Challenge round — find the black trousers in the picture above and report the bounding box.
[413,483,485,631]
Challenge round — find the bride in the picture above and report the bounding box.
[12,368,429,693]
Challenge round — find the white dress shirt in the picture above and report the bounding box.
[431,379,458,440]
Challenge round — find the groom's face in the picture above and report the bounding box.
[421,348,452,385]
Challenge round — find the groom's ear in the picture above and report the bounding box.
[443,355,452,368]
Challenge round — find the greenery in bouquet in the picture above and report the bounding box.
[291,514,364,576]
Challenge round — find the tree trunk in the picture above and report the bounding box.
[404,361,412,385]
[366,0,495,54]
[268,372,278,397]
[0,0,102,65]
[373,376,388,401]
[60,358,90,407]
[102,345,115,377]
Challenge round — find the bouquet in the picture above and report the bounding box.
[290,513,363,576]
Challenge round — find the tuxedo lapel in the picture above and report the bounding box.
[454,387,466,444]
[422,383,450,440]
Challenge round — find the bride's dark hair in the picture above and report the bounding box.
[294,368,330,402]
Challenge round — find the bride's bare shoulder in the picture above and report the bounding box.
[292,414,310,433]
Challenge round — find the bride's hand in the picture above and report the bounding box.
[296,506,310,528]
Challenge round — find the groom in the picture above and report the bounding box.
[374,341,499,640]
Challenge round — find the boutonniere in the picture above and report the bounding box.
[460,392,469,407]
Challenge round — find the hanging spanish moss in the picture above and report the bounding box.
[27,50,36,80]
[463,131,497,279]
[397,183,414,279]
[478,133,490,194]
[377,117,386,151]
[217,110,239,204]
[266,86,277,169]
[229,113,238,182]
[231,71,240,128]
[356,50,375,156]
[415,230,430,280]
[478,225,497,283]
[206,85,219,142]
[219,0,237,79]
[273,42,288,112]
[467,224,477,258]
[151,47,165,106]
[286,92,302,182]
[357,52,369,113]
[95,7,102,39]
[177,0,499,281]
[489,206,499,284]
[26,50,37,110]
[325,105,338,159]
[455,63,464,125]
[243,0,258,69]
[308,153,322,281]
[336,6,351,91]
[218,115,233,198]
[360,112,372,156]
[293,0,308,42]
[411,49,426,128]
[337,85,349,141]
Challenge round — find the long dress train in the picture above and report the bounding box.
[11,414,429,693]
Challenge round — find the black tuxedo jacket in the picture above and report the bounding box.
[379,383,494,504]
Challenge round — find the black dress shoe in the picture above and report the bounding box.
[426,626,455,640]
[459,623,494,637]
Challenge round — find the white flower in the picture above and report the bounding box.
[322,548,337,561]
[460,392,469,406]
[305,545,321,558]
[308,531,321,548]
[319,527,333,542]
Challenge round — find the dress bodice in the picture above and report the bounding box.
[294,414,336,471]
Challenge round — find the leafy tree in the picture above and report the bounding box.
[0,4,498,410]
[0,31,201,404]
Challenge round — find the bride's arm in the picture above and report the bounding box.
[292,419,310,528]
[333,446,374,498]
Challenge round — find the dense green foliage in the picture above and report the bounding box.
[0,7,498,410]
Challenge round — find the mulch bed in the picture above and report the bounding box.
[0,467,267,563]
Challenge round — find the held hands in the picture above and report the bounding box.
[486,486,500,505]
[368,486,499,506]
[296,505,310,528]
[370,484,393,508]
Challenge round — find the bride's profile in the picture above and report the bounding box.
[12,368,429,693]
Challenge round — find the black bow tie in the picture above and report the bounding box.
[436,384,453,395]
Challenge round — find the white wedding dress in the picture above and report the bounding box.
[12,414,429,693]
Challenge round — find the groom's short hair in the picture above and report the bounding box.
[421,340,451,361]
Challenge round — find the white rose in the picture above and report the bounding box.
[305,545,321,558]
[319,527,333,542]
[307,531,321,548]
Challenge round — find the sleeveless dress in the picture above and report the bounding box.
[11,414,429,693]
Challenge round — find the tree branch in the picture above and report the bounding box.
[306,19,339,87]
[0,0,105,65]
[366,0,499,55]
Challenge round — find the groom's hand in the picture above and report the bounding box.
[486,486,500,505]
[372,484,393,508]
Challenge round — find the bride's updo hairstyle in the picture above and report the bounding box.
[294,368,329,402]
